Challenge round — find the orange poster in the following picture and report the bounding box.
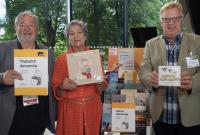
[108,48,144,71]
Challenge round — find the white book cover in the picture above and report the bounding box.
[14,49,48,95]
[159,66,181,86]
[111,102,135,132]
[118,49,134,71]
[67,49,103,85]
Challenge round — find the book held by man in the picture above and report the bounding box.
[14,49,48,96]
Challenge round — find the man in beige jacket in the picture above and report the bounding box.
[139,1,200,135]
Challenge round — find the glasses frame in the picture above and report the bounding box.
[160,16,183,23]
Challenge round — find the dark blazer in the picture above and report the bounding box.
[139,32,200,127]
[0,39,56,135]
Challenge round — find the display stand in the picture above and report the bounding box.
[101,82,153,135]
[102,47,154,135]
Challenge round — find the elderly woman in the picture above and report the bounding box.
[52,20,107,135]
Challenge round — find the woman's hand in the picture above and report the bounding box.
[60,78,78,90]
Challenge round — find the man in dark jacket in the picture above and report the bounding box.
[0,11,56,135]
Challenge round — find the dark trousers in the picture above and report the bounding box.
[153,121,200,135]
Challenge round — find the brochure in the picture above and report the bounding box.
[14,49,48,96]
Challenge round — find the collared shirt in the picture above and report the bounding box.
[159,33,182,124]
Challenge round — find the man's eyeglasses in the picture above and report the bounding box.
[161,16,183,23]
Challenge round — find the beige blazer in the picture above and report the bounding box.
[139,32,200,127]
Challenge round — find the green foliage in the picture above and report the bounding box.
[2,0,67,55]
[72,0,123,47]
[53,40,67,57]
[1,0,172,58]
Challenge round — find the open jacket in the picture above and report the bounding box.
[139,32,200,127]
[0,39,56,135]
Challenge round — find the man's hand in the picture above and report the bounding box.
[3,70,23,85]
[180,71,192,91]
[150,71,159,88]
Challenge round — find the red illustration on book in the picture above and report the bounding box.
[67,49,103,85]
[79,58,93,79]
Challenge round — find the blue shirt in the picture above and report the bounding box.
[159,33,182,124]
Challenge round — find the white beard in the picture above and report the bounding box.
[17,33,36,44]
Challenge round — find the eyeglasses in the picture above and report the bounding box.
[161,16,183,23]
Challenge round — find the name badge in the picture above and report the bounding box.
[23,96,39,106]
[186,57,199,68]
[186,52,199,68]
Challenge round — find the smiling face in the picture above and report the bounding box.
[68,24,87,51]
[15,14,38,45]
[160,7,183,40]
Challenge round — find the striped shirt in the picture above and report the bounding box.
[159,33,182,124]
